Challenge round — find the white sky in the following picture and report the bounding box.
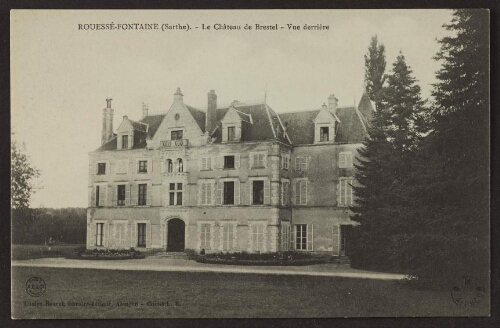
[11,9,453,208]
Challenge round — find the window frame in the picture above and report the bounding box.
[295,224,307,250]
[199,180,213,205]
[339,152,353,169]
[320,126,329,142]
[122,135,129,149]
[223,181,235,205]
[252,224,265,252]
[295,180,308,205]
[137,223,147,247]
[117,185,126,206]
[169,183,183,206]
[96,223,104,246]
[138,184,147,206]
[224,155,235,169]
[252,180,264,205]
[171,130,183,140]
[295,157,307,170]
[97,163,106,175]
[338,178,354,206]
[200,223,211,250]
[227,126,236,141]
[138,160,148,173]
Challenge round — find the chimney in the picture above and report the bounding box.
[101,98,114,146]
[142,102,148,118]
[174,87,184,102]
[206,89,217,135]
[322,102,327,109]
[328,94,338,112]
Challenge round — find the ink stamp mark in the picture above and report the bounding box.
[26,277,46,297]
[451,276,485,309]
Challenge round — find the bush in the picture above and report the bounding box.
[72,248,145,260]
[197,251,327,266]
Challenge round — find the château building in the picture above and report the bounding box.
[87,87,373,255]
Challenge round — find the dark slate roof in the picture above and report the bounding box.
[140,114,166,139]
[335,107,367,143]
[279,110,320,145]
[98,137,118,151]
[187,105,206,133]
[129,120,148,133]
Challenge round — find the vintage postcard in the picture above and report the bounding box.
[11,9,490,319]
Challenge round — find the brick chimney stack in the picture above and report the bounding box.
[206,89,217,135]
[174,87,184,102]
[328,94,338,112]
[101,98,114,146]
[142,102,148,118]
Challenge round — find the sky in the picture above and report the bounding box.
[11,9,453,208]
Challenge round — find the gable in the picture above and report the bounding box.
[314,108,336,124]
[152,100,204,142]
[221,107,242,124]
[116,119,134,133]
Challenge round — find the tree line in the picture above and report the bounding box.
[350,9,489,287]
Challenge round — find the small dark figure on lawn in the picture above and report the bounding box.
[200,248,206,262]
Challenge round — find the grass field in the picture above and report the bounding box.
[12,267,489,318]
[11,244,85,260]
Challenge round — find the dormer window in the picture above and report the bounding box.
[171,130,183,140]
[228,127,235,141]
[320,127,329,142]
[122,135,129,149]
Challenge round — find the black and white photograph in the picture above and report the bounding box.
[10,9,490,319]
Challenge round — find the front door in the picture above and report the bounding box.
[167,219,185,252]
[339,225,352,256]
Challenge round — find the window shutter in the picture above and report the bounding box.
[147,184,152,205]
[301,181,307,205]
[281,182,284,205]
[131,184,138,206]
[89,187,94,207]
[234,180,240,205]
[91,224,96,246]
[336,181,340,205]
[290,225,296,250]
[295,181,300,205]
[98,185,105,207]
[131,223,137,247]
[247,181,252,205]
[235,155,240,168]
[208,157,212,170]
[340,180,346,205]
[107,184,113,206]
[210,181,214,205]
[125,184,130,206]
[161,160,166,174]
[263,154,267,168]
[200,158,206,171]
[216,181,222,205]
[295,157,300,170]
[217,156,223,169]
[307,224,314,251]
[112,185,117,206]
[264,179,270,205]
[200,183,205,205]
[348,153,353,167]
[148,160,152,173]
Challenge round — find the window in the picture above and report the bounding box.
[295,157,307,170]
[169,183,183,205]
[339,179,353,206]
[97,163,106,175]
[281,224,290,251]
[295,224,307,250]
[95,186,100,207]
[223,182,235,205]
[167,159,173,173]
[281,181,290,206]
[252,153,266,168]
[252,224,265,252]
[281,153,290,170]
[201,157,212,171]
[339,152,353,168]
[137,223,146,247]
[117,185,125,206]
[138,160,147,173]
[227,127,235,141]
[320,127,329,142]
[222,224,234,251]
[295,180,307,205]
[138,184,147,206]
[224,156,235,169]
[200,181,213,205]
[122,135,128,149]
[177,159,183,172]
[171,130,183,140]
[96,223,104,246]
[252,180,264,205]
[200,223,211,249]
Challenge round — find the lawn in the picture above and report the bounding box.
[11,244,86,260]
[12,267,489,318]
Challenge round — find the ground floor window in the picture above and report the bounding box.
[200,223,211,250]
[339,225,352,256]
[281,223,290,251]
[169,183,183,206]
[252,224,265,252]
[295,224,307,250]
[137,223,147,247]
[96,223,104,246]
[221,224,234,251]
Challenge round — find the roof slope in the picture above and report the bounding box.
[187,105,206,133]
[279,110,319,145]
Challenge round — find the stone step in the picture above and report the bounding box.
[329,256,351,265]
[153,252,188,260]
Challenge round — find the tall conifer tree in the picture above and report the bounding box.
[364,35,386,110]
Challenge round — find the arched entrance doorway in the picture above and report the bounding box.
[167,218,185,252]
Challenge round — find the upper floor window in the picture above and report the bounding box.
[320,127,329,142]
[171,130,183,140]
[339,152,353,168]
[224,156,235,169]
[200,181,213,205]
[177,159,183,172]
[97,163,106,175]
[281,153,290,170]
[122,135,129,149]
[201,157,212,171]
[227,127,235,141]
[138,184,147,206]
[252,180,264,205]
[338,179,353,206]
[295,180,307,205]
[295,157,307,171]
[251,153,266,168]
[223,181,235,205]
[281,180,290,206]
[138,160,148,173]
[167,159,173,173]
[117,185,126,206]
[169,183,183,206]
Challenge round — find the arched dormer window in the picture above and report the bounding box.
[167,159,173,173]
[177,159,183,172]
